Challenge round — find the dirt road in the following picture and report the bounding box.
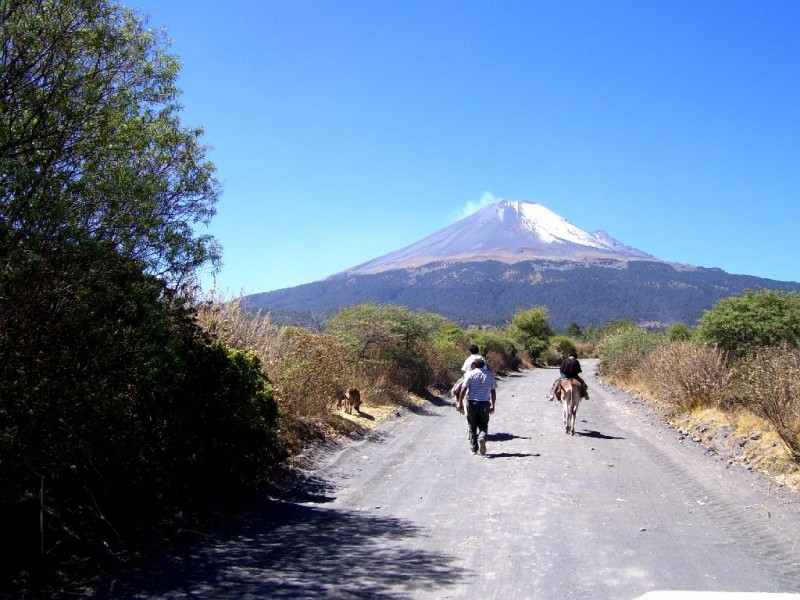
[101,361,800,599]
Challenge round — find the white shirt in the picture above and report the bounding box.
[463,366,497,402]
[461,353,484,373]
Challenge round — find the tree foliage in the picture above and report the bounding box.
[0,241,279,581]
[506,305,554,364]
[0,2,264,591]
[565,323,584,338]
[247,259,800,332]
[326,303,445,393]
[695,289,800,357]
[1,0,220,286]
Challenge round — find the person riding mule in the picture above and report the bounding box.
[548,353,589,401]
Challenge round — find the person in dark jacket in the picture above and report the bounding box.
[548,353,588,401]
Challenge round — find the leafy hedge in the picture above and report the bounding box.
[695,289,800,357]
[0,240,279,585]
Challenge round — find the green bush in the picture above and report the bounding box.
[506,306,554,365]
[596,319,639,340]
[432,322,469,385]
[469,329,521,374]
[667,322,692,342]
[550,335,577,360]
[597,325,664,382]
[541,349,561,367]
[326,303,442,394]
[695,289,800,357]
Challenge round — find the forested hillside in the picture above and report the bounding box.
[247,259,800,330]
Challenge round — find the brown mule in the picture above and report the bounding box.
[559,378,582,436]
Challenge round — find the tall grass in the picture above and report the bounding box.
[643,342,730,411]
[730,349,800,458]
[598,330,800,462]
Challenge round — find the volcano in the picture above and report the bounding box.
[245,200,800,329]
[348,200,653,275]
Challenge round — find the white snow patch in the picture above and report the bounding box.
[505,201,610,249]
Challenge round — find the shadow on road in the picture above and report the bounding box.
[576,429,625,440]
[485,452,540,459]
[487,432,530,442]
[424,394,454,408]
[94,497,471,599]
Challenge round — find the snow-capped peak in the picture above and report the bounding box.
[347,199,653,274]
[505,201,612,249]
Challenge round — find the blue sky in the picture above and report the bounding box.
[131,0,800,295]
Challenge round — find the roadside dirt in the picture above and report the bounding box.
[668,407,800,491]
[93,361,800,599]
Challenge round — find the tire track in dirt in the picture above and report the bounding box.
[597,371,800,592]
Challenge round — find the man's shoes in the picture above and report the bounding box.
[478,438,486,455]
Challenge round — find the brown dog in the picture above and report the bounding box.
[340,387,361,415]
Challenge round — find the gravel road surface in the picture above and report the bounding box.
[100,361,800,599]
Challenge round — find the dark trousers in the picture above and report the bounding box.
[466,401,491,452]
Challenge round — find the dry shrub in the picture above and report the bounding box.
[196,292,279,361]
[362,373,410,407]
[196,294,359,452]
[575,340,597,358]
[485,348,514,374]
[267,328,351,420]
[730,349,800,458]
[643,341,730,411]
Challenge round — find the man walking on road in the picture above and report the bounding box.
[456,358,497,455]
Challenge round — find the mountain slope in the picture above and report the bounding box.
[348,200,653,274]
[246,258,800,330]
[245,200,800,329]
